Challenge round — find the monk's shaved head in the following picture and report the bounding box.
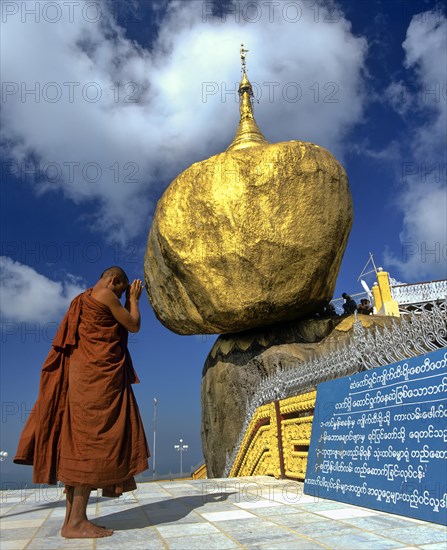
[100,266,129,284]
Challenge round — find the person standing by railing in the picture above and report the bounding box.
[342,293,358,314]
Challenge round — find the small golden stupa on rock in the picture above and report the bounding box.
[144,45,353,335]
[226,45,268,151]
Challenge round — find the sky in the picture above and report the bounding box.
[1,0,446,485]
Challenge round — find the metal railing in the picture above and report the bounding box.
[391,279,447,305]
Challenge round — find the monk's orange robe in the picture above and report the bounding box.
[14,289,150,497]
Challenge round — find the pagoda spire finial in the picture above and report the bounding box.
[240,43,249,73]
[238,43,255,122]
[227,44,268,151]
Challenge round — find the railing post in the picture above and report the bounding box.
[376,269,400,317]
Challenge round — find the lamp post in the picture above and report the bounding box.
[153,398,157,480]
[174,438,188,478]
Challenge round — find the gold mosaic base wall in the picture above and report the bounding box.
[229,391,316,480]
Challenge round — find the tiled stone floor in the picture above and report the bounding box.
[0,476,446,549]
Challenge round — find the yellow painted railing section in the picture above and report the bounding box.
[229,391,316,480]
[373,269,400,317]
[192,463,207,479]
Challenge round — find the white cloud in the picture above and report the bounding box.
[1,0,368,243]
[384,80,413,116]
[0,257,85,323]
[349,140,401,162]
[384,10,447,280]
[402,12,447,159]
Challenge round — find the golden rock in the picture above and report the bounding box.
[144,46,353,335]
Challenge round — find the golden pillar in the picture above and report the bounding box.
[374,269,400,317]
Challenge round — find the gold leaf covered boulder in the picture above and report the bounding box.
[145,46,353,335]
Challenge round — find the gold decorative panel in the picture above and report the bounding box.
[229,391,316,480]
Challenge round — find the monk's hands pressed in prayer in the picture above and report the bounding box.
[93,275,142,333]
[127,279,143,302]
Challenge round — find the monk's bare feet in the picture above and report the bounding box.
[61,519,113,538]
[91,521,107,529]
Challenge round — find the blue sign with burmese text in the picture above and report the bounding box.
[304,348,447,525]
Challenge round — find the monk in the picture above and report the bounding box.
[14,267,150,538]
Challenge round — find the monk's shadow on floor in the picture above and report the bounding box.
[99,493,237,529]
